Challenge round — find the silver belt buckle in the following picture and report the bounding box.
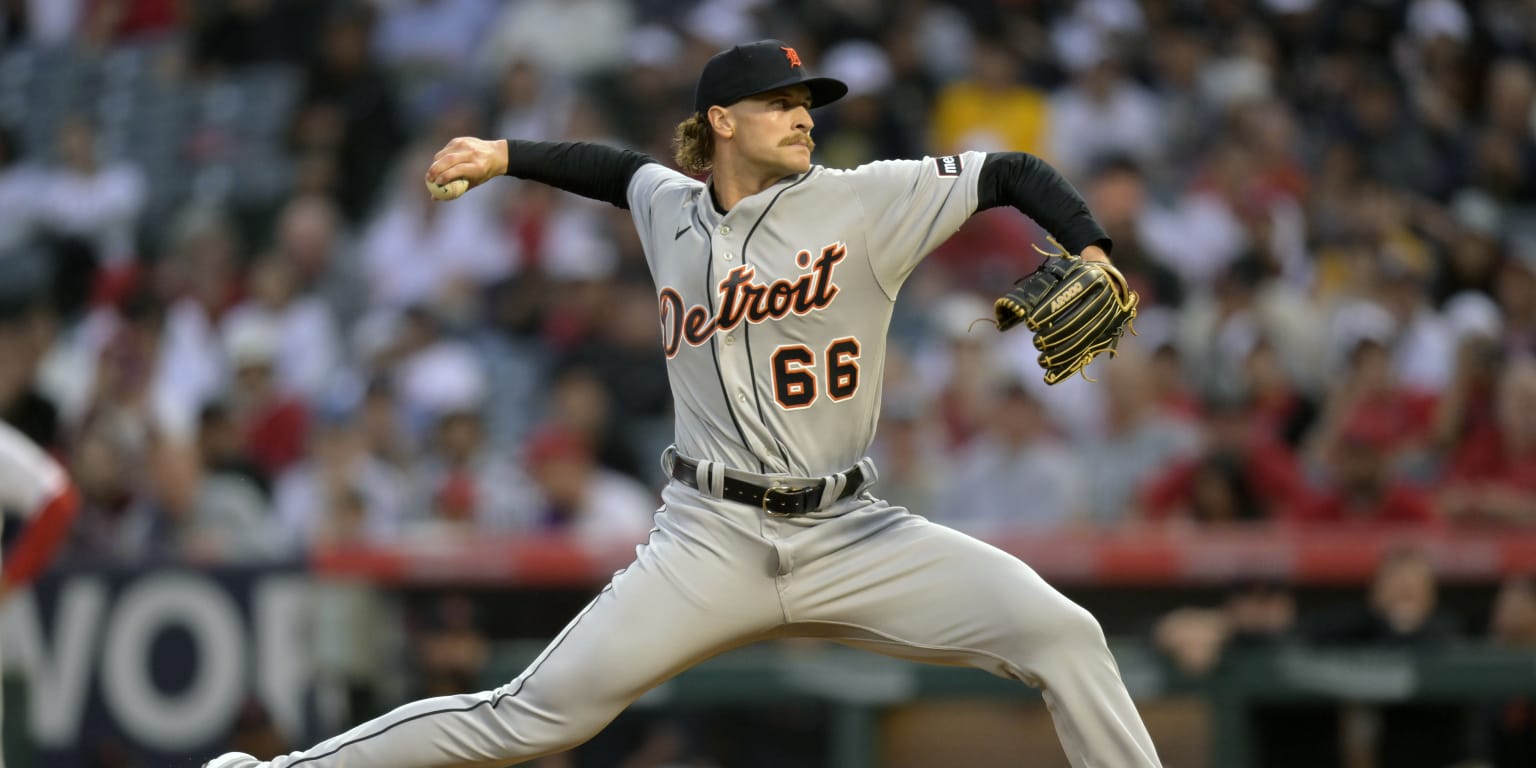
[761,483,810,516]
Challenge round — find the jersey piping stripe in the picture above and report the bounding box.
[283,582,615,766]
[701,227,764,473]
[739,172,813,470]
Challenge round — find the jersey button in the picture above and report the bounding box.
[737,393,748,404]
[724,252,734,260]
[718,225,731,235]
[724,335,735,345]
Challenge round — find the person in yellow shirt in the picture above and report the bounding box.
[930,37,1050,156]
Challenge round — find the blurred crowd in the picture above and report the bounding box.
[0,0,1534,567]
[1152,550,1536,767]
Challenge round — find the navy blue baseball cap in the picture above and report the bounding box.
[694,40,848,115]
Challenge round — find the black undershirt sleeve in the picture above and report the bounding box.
[501,139,656,210]
[976,152,1112,256]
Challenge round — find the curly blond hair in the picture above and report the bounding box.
[673,113,715,175]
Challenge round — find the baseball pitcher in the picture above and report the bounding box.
[207,40,1156,768]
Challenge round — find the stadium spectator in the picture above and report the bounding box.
[413,593,490,699]
[1374,245,1458,394]
[552,281,672,476]
[292,8,407,222]
[544,365,644,481]
[867,388,945,518]
[30,116,147,278]
[1474,59,1536,202]
[1341,68,1455,200]
[1080,156,1184,312]
[1294,412,1438,525]
[1238,337,1318,448]
[360,145,517,310]
[165,401,285,564]
[1304,332,1438,477]
[411,408,524,534]
[1144,27,1217,170]
[1431,191,1508,306]
[1305,549,1465,768]
[1479,576,1536,766]
[1178,256,1323,401]
[1141,394,1311,524]
[274,405,409,548]
[152,206,244,441]
[385,319,488,463]
[224,316,309,479]
[920,294,1012,451]
[1439,357,1536,523]
[356,377,412,471]
[1136,140,1258,292]
[934,376,1087,534]
[196,401,269,499]
[1079,350,1200,524]
[224,253,343,401]
[1152,578,1325,768]
[1046,29,1163,181]
[1146,342,1201,422]
[521,424,655,548]
[490,57,575,146]
[812,39,915,170]
[270,193,369,331]
[929,36,1048,157]
[1153,579,1298,678]
[1428,299,1505,470]
[67,413,163,560]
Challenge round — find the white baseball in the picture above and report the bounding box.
[426,177,469,201]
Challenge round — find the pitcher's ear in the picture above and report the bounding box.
[707,105,734,138]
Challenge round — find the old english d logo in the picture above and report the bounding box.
[782,46,802,67]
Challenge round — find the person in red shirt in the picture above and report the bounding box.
[1142,394,1312,523]
[1305,337,1439,471]
[1429,331,1503,475]
[1440,357,1536,523]
[225,319,309,479]
[1294,412,1438,525]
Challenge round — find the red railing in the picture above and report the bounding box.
[309,523,1536,586]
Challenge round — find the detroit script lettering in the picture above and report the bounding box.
[659,242,846,357]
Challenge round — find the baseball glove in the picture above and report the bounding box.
[994,240,1139,385]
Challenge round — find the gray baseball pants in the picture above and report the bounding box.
[258,481,1161,767]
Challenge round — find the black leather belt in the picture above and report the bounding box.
[670,456,864,515]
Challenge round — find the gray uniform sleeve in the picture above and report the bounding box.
[839,150,986,296]
[627,163,697,260]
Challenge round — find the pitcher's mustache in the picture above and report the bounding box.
[781,134,815,150]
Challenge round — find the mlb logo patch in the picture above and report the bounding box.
[934,155,962,177]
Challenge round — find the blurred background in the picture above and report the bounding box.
[0,0,1535,766]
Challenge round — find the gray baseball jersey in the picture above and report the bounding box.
[213,154,1161,768]
[630,153,984,477]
